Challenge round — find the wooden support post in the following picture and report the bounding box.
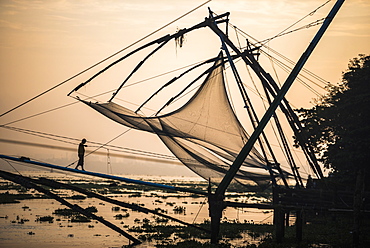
[285,210,290,227]
[208,193,224,244]
[212,0,345,199]
[273,186,285,243]
[353,168,365,248]
[274,205,285,243]
[296,209,304,242]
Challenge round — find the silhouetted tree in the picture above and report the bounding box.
[295,54,370,190]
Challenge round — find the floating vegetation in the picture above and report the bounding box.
[173,206,186,214]
[114,213,130,220]
[0,176,275,247]
[0,193,34,204]
[85,206,98,213]
[52,206,95,223]
[128,192,142,197]
[70,195,86,200]
[37,215,54,223]
[109,182,118,187]
[71,215,91,223]
[112,206,120,211]
[16,217,29,223]
[53,208,77,217]
[124,217,275,247]
[53,206,97,217]
[154,217,169,224]
[154,207,168,214]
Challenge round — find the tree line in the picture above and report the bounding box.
[295,54,370,191]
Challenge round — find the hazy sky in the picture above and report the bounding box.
[0,0,369,177]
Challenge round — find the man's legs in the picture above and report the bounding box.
[75,156,84,170]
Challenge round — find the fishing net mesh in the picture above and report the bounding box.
[82,53,277,189]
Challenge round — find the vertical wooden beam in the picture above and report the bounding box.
[212,0,345,197]
[296,209,304,242]
[273,187,285,243]
[353,168,365,247]
[208,193,224,244]
[274,205,285,243]
[285,210,290,227]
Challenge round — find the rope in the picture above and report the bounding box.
[0,128,178,162]
[227,29,327,99]
[263,52,323,96]
[260,47,328,90]
[2,3,327,127]
[1,2,325,185]
[233,25,242,49]
[266,41,282,87]
[82,130,131,167]
[1,158,22,176]
[1,58,209,127]
[1,126,79,146]
[261,44,328,85]
[106,148,112,174]
[259,213,273,223]
[233,27,329,86]
[0,0,212,119]
[259,18,326,45]
[258,0,331,46]
[192,197,207,224]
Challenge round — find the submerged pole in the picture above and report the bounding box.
[0,169,141,245]
[208,193,225,244]
[206,10,230,244]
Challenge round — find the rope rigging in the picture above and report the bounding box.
[0,0,212,119]
[0,126,179,163]
[0,4,347,244]
[2,58,213,127]
[211,21,325,179]
[231,26,329,87]
[211,13,285,186]
[257,0,332,46]
[3,123,294,170]
[0,2,329,128]
[0,2,336,189]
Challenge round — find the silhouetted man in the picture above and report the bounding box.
[75,138,87,170]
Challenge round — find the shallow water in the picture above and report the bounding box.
[0,172,274,247]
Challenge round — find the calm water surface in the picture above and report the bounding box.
[0,172,273,247]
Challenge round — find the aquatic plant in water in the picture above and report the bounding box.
[36,215,54,223]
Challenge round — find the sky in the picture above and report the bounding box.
[0,0,369,178]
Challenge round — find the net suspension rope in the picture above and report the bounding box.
[0,0,212,119]
[0,3,329,126]
[0,2,331,183]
